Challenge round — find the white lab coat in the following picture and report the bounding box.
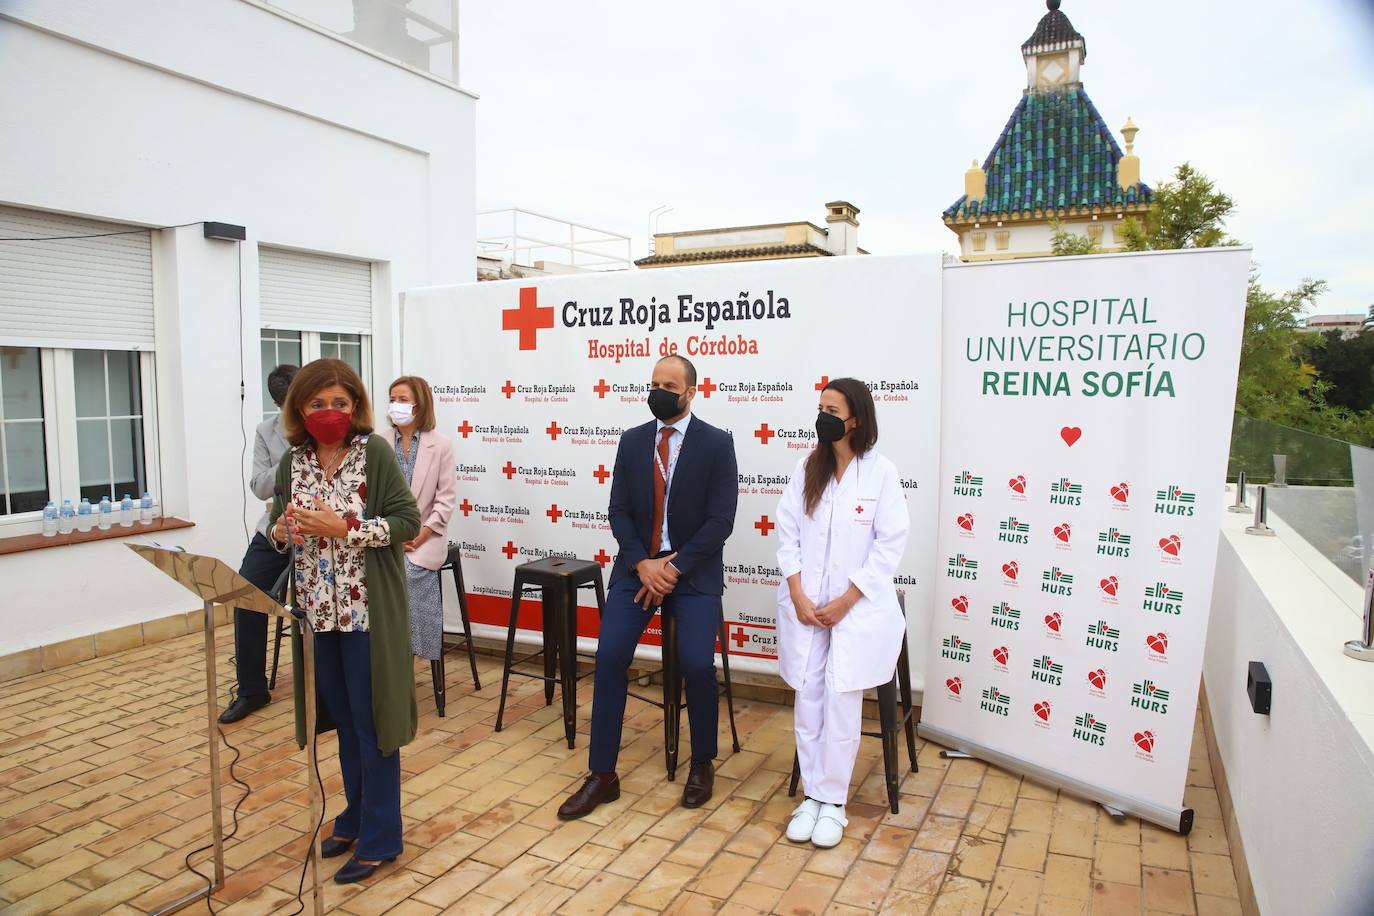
[775,451,910,693]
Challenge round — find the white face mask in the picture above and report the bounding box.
[388,402,415,425]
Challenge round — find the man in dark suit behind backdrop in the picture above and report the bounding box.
[558,354,739,819]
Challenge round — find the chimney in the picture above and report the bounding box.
[1117,117,1141,191]
[964,160,987,204]
[823,200,860,256]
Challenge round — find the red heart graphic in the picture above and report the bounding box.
[951,595,969,614]
[993,646,1009,665]
[946,677,962,696]
[1002,561,1019,580]
[1053,523,1071,543]
[1159,535,1181,556]
[1133,730,1155,752]
[1044,612,1062,632]
[956,513,974,531]
[1087,668,1107,689]
[1147,632,1169,654]
[1034,701,1052,721]
[1008,475,1026,493]
[1099,576,1119,596]
[1060,426,1082,446]
[1146,683,1156,693]
[1111,482,1130,503]
[1160,586,1170,596]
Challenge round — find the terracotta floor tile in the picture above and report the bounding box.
[1093,841,1142,886]
[1143,866,1196,914]
[772,870,841,915]
[1189,852,1239,899]
[1090,879,1142,916]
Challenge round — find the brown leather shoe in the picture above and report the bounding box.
[557,773,620,820]
[681,760,714,808]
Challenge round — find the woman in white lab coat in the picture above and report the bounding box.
[775,377,910,848]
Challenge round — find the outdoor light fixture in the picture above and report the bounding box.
[203,221,246,241]
[1247,661,1272,715]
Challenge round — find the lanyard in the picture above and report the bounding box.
[655,427,678,489]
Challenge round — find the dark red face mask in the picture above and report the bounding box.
[304,409,351,445]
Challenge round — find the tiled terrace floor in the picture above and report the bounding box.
[0,626,1244,914]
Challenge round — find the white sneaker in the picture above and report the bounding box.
[810,803,847,848]
[786,798,821,843]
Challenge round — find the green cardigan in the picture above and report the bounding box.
[272,434,421,755]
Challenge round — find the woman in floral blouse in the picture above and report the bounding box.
[269,358,420,884]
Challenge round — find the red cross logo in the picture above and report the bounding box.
[501,380,516,399]
[593,379,610,399]
[502,287,554,351]
[501,541,519,560]
[815,375,830,391]
[457,420,473,438]
[698,377,717,398]
[754,423,775,445]
[502,461,518,480]
[855,504,865,515]
[731,627,750,649]
[546,421,562,441]
[755,515,775,536]
[593,464,611,485]
[593,548,611,568]
[546,504,563,524]
[458,499,473,517]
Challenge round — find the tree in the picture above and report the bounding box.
[1118,163,1236,251]
[1301,328,1374,413]
[1048,218,1098,256]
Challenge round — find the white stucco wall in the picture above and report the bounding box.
[0,0,476,653]
[1205,498,1374,915]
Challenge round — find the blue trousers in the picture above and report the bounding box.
[313,632,403,860]
[233,533,290,700]
[589,576,720,773]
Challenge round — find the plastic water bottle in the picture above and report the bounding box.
[77,498,94,533]
[119,494,134,528]
[139,492,156,525]
[58,499,76,535]
[41,500,58,537]
[98,496,113,530]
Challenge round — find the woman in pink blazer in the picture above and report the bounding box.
[386,376,456,661]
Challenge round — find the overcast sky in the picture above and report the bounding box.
[462,0,1374,315]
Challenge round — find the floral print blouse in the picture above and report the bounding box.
[281,434,393,633]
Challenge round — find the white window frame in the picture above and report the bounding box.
[260,329,372,421]
[0,348,159,536]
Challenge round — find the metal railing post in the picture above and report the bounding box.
[1245,485,1277,537]
[1227,471,1251,513]
[1345,568,1374,662]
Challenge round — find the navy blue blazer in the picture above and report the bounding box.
[607,415,738,596]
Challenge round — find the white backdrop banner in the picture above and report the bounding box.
[402,255,943,681]
[918,248,1250,831]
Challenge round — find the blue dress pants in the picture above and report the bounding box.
[313,631,403,860]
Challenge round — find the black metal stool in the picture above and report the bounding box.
[788,599,920,814]
[654,605,742,781]
[494,556,606,748]
[432,544,482,717]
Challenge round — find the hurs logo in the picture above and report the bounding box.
[999,517,1030,545]
[946,554,979,581]
[941,634,972,663]
[1130,679,1171,715]
[1154,484,1196,517]
[1073,711,1108,747]
[980,686,1011,717]
[990,602,1021,631]
[953,471,984,498]
[1049,477,1083,507]
[1041,566,1074,596]
[1143,581,1184,616]
[1097,527,1132,558]
[1085,619,1120,653]
[1031,655,1064,687]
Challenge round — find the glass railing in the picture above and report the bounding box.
[263,0,459,83]
[1228,412,1371,592]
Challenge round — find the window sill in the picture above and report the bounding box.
[0,517,195,557]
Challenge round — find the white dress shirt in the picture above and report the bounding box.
[653,411,691,552]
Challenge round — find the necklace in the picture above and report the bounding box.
[317,444,346,480]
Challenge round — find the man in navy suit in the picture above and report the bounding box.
[559,354,738,818]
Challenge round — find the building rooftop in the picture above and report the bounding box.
[943,87,1152,225]
[1022,0,1087,60]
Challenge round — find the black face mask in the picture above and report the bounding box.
[815,411,850,443]
[648,387,684,422]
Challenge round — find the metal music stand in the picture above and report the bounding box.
[127,544,325,916]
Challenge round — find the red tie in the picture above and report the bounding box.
[649,427,673,556]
